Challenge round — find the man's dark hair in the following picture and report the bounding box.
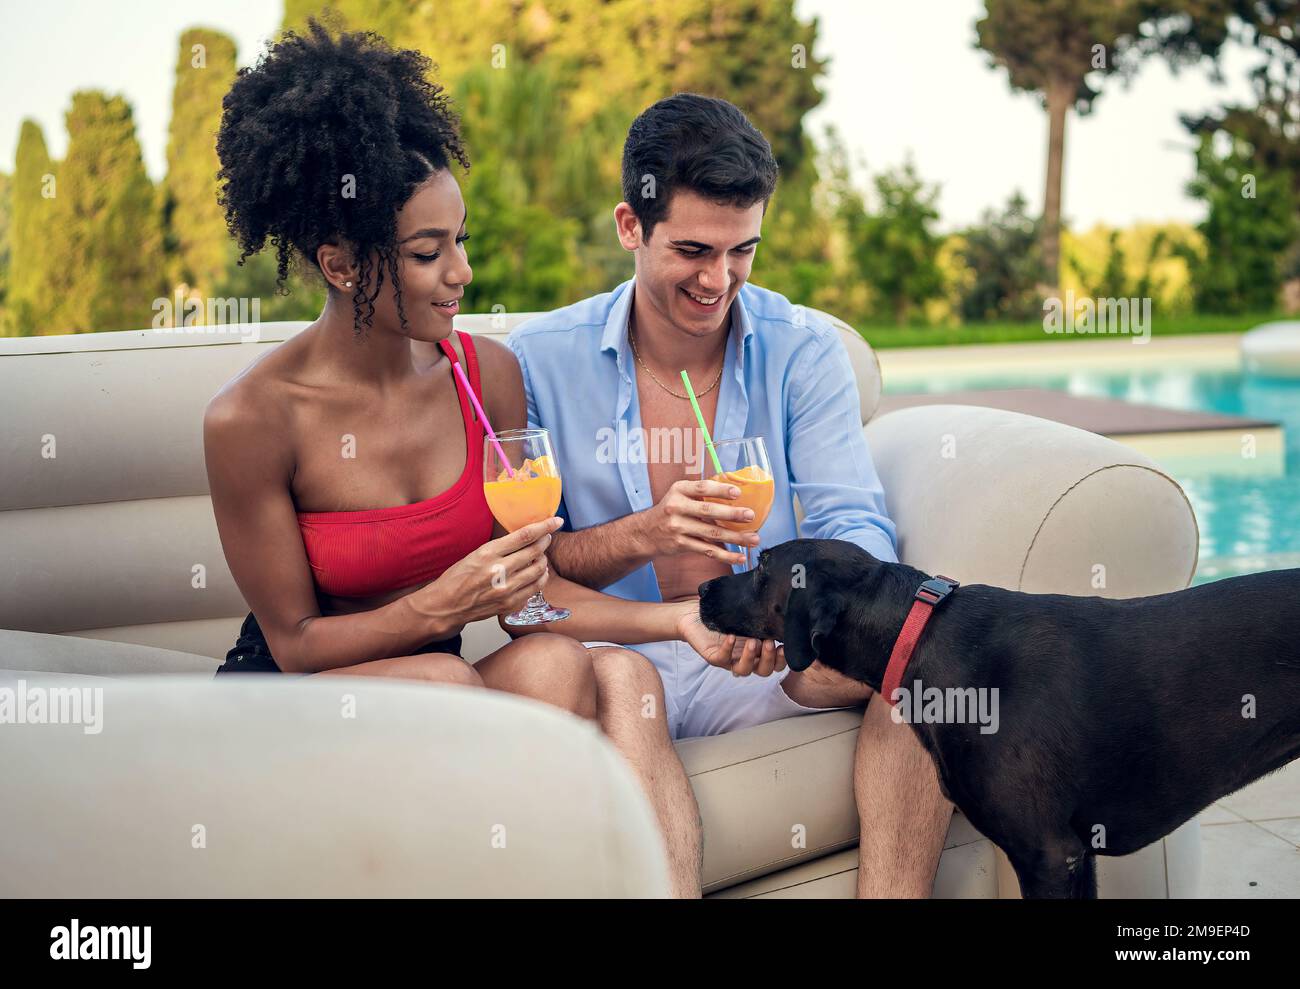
[216,19,468,334]
[620,93,779,240]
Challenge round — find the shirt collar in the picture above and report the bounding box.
[731,286,754,377]
[600,279,636,382]
[600,277,754,376]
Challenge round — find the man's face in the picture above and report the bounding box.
[620,188,764,338]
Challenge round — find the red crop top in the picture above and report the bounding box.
[296,331,496,599]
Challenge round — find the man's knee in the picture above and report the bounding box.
[589,647,667,722]
[590,647,662,696]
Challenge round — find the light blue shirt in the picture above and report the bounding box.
[507,278,898,602]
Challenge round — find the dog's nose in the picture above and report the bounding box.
[698,578,717,597]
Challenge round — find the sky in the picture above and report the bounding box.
[0,0,1265,232]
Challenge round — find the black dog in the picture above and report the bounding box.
[698,538,1300,899]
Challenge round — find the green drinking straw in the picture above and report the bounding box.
[680,370,725,476]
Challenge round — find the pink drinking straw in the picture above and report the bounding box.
[450,359,515,478]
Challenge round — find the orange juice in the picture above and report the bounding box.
[484,458,562,532]
[706,465,774,532]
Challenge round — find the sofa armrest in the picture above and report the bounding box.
[1,675,671,896]
[864,404,1200,596]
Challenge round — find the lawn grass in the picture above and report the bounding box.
[858,312,1286,349]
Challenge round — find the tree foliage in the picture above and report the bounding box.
[279,0,827,312]
[1176,132,1298,313]
[976,0,1244,287]
[163,28,238,299]
[6,120,58,334]
[4,2,1295,335]
[43,92,166,333]
[955,191,1046,323]
[0,171,9,315]
[841,159,944,325]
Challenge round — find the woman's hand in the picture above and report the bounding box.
[409,517,562,636]
[674,602,785,677]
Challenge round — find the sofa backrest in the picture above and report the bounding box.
[0,311,880,658]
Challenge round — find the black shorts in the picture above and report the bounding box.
[214,611,463,676]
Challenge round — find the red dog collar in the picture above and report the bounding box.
[881,576,959,706]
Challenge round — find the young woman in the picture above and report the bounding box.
[204,22,602,717]
[205,23,761,896]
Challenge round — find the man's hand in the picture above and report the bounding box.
[640,479,759,567]
[675,603,785,677]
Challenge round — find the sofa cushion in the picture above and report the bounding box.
[0,628,218,676]
[709,837,1000,898]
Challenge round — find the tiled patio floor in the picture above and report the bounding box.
[1196,760,1300,897]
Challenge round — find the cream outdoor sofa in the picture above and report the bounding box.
[0,311,1202,898]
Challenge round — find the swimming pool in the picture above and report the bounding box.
[884,363,1300,585]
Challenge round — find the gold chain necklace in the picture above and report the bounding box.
[629,319,725,401]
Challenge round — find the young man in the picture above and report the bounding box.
[508,93,954,898]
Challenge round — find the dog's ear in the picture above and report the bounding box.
[782,583,845,672]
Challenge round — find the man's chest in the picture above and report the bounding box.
[635,374,720,500]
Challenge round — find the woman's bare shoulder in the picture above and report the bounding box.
[204,331,315,442]
[470,333,521,376]
[466,333,525,428]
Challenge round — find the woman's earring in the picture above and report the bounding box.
[344,281,353,288]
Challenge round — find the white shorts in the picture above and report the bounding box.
[583,638,848,741]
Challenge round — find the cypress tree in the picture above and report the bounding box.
[7,120,58,335]
[0,171,11,329]
[163,27,238,300]
[45,92,166,333]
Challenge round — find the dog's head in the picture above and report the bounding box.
[697,538,879,672]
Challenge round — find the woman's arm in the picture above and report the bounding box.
[504,574,772,672]
[512,573,691,644]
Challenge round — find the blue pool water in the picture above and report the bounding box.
[885,365,1300,585]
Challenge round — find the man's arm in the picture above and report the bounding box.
[506,571,684,643]
[547,514,655,589]
[785,327,899,562]
[775,327,898,696]
[547,479,752,588]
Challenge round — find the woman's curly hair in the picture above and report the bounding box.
[216,19,469,334]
